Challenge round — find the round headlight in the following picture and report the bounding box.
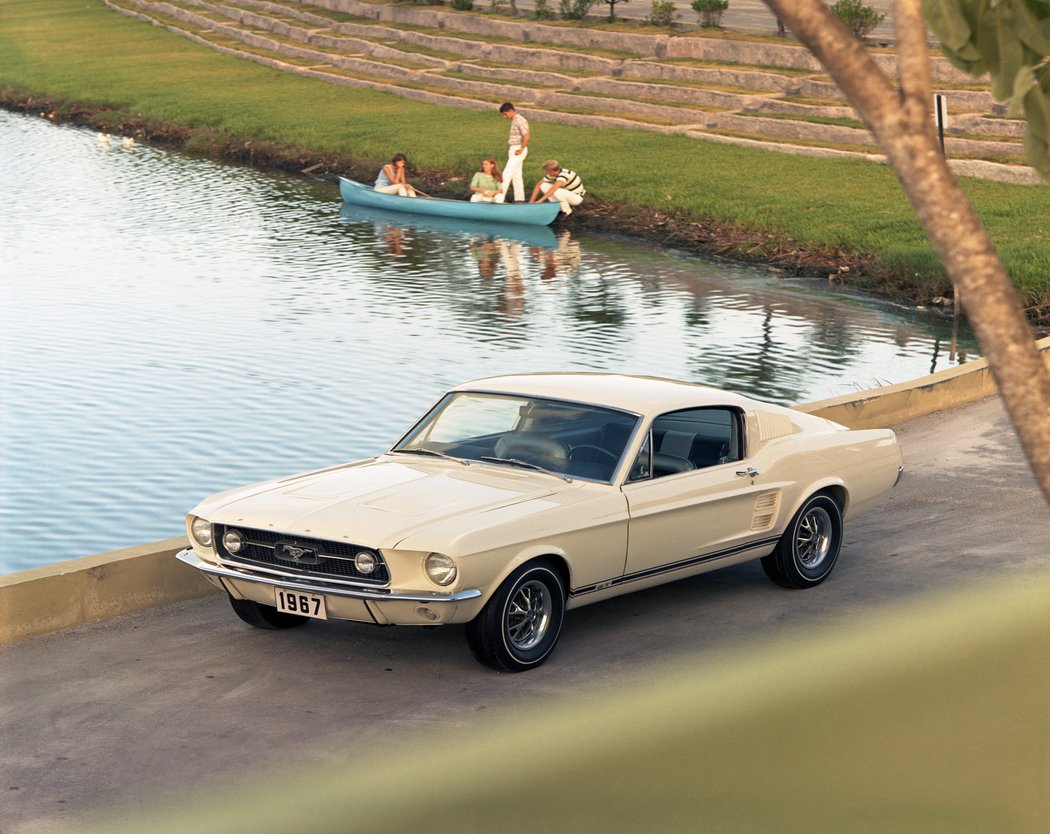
[354,550,377,575]
[223,529,244,554]
[190,517,213,548]
[424,552,457,587]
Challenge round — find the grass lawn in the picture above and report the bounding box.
[2,0,1048,306]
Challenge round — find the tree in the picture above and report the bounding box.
[763,0,1050,505]
[603,0,628,22]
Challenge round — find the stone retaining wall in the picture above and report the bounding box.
[318,0,976,85]
[107,0,1037,181]
[618,62,797,93]
[574,77,772,109]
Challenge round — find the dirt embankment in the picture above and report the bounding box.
[0,90,969,315]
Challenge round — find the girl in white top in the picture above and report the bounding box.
[374,153,417,197]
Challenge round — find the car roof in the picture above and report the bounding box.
[454,373,775,419]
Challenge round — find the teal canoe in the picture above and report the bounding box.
[339,177,561,227]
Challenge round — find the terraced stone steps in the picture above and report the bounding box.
[103,0,1037,181]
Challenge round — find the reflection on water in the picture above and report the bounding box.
[342,203,559,249]
[0,110,976,572]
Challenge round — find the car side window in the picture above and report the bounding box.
[640,407,742,479]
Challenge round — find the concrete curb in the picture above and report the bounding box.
[3,335,1048,645]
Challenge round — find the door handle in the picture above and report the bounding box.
[736,468,759,478]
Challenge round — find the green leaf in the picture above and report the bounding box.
[1021,80,1050,182]
[1024,67,1050,139]
[1022,125,1050,180]
[1012,0,1050,52]
[940,42,986,74]
[974,1,1003,88]
[990,1,1027,101]
[925,0,1050,178]
[1008,63,1038,115]
[922,0,975,51]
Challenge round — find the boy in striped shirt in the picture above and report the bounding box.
[529,160,586,217]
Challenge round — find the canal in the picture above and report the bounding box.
[0,110,975,573]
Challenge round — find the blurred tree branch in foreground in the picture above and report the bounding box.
[764,0,1050,506]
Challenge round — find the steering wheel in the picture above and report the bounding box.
[569,445,620,464]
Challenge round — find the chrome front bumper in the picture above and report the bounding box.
[176,549,483,625]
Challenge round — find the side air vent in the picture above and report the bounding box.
[751,490,782,531]
[754,411,796,442]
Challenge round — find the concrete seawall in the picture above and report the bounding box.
[3,333,1048,645]
[796,335,1050,429]
[0,537,215,644]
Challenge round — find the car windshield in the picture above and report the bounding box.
[392,391,640,483]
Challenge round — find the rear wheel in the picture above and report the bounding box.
[228,594,310,629]
[762,494,843,589]
[466,560,566,672]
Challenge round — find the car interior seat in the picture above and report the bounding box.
[494,433,569,469]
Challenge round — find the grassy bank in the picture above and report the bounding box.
[3,0,1048,314]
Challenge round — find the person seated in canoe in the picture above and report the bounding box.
[528,160,585,217]
[374,153,417,198]
[469,157,505,203]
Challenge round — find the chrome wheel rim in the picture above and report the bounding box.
[794,506,833,571]
[505,579,553,652]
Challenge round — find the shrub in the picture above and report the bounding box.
[644,0,679,26]
[451,0,474,9]
[559,0,593,20]
[488,0,507,10]
[830,0,885,38]
[534,0,556,18]
[691,0,727,28]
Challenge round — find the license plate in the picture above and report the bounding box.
[274,588,328,620]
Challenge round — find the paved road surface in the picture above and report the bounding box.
[3,395,1048,833]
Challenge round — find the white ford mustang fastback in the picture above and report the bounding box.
[178,374,902,671]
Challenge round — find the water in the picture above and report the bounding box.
[0,110,976,573]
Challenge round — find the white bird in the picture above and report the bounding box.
[97,132,111,145]
[122,136,135,149]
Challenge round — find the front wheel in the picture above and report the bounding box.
[228,594,310,629]
[466,560,566,672]
[762,494,843,589]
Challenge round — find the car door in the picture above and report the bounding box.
[621,408,770,580]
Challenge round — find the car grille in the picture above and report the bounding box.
[216,525,390,585]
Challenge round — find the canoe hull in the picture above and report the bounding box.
[339,204,558,249]
[339,177,561,226]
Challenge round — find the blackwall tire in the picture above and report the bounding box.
[465,560,566,672]
[228,594,310,629]
[761,494,843,589]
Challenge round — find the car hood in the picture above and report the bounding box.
[192,457,560,549]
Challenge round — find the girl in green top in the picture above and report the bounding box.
[469,158,505,203]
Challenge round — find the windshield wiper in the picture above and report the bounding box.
[479,456,573,482]
[390,448,469,466]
